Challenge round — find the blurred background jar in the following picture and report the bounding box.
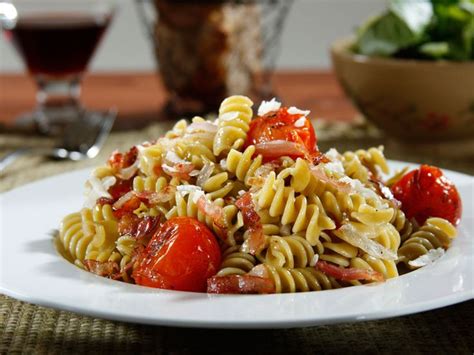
[136,0,292,117]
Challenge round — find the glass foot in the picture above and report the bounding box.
[13,107,104,136]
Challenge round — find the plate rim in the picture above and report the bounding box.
[1,161,473,329]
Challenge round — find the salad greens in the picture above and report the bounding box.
[355,0,474,60]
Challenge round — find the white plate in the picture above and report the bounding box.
[0,161,473,329]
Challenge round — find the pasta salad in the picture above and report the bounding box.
[57,96,462,294]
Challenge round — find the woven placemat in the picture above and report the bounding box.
[1,121,473,354]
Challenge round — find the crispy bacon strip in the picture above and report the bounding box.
[207,275,275,294]
[315,260,384,282]
[196,196,226,232]
[108,146,139,172]
[161,162,195,180]
[310,166,352,194]
[135,186,176,205]
[83,260,119,278]
[235,192,265,255]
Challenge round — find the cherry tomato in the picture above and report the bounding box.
[132,217,221,292]
[244,107,317,160]
[391,165,462,226]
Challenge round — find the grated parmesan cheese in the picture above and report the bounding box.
[310,254,319,267]
[165,151,186,164]
[323,161,345,175]
[381,185,395,200]
[339,176,388,208]
[325,148,340,162]
[288,106,310,117]
[294,116,306,127]
[219,111,240,121]
[258,98,281,116]
[408,248,445,268]
[220,159,227,171]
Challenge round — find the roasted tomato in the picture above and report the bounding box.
[132,217,221,292]
[391,165,462,226]
[244,107,318,161]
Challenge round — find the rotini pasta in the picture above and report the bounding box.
[213,95,253,156]
[397,217,456,269]
[58,95,461,295]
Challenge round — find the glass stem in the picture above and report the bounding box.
[33,75,83,132]
[36,75,82,109]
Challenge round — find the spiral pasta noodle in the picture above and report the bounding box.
[58,94,460,294]
[59,204,120,268]
[397,217,456,269]
[264,264,341,293]
[213,95,253,156]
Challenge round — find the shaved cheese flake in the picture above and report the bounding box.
[325,148,341,162]
[323,161,345,175]
[294,116,307,127]
[219,111,240,121]
[165,151,186,165]
[339,176,387,208]
[220,159,227,171]
[186,121,217,133]
[380,185,395,200]
[408,248,445,268]
[288,106,310,117]
[310,254,319,267]
[258,98,281,116]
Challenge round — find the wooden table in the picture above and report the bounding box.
[1,71,473,354]
[0,71,357,130]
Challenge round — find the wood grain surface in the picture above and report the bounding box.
[0,71,357,130]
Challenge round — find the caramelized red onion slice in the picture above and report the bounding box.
[207,275,275,294]
[116,159,139,180]
[316,260,384,282]
[334,223,397,261]
[196,162,215,187]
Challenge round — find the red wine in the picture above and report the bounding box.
[4,13,111,77]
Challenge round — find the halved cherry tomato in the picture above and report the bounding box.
[244,107,318,161]
[391,165,462,226]
[132,217,221,292]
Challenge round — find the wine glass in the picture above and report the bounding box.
[0,0,116,134]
